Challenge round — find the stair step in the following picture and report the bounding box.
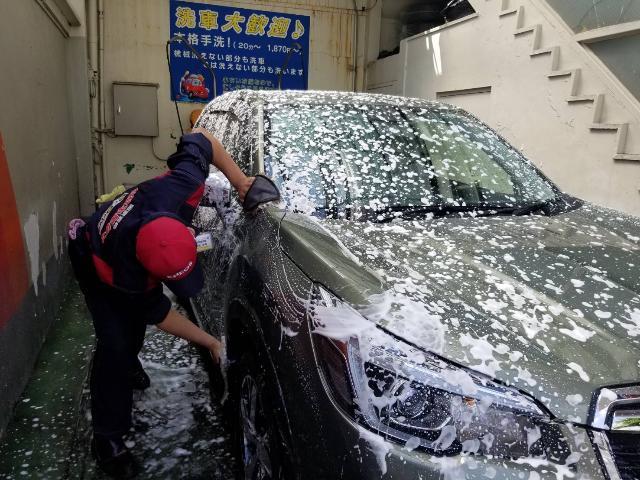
[614,154,640,162]
[567,95,597,103]
[567,94,604,124]
[591,123,628,153]
[548,69,579,78]
[531,46,560,70]
[515,6,525,29]
[515,25,540,36]
[499,8,518,16]
[547,68,581,95]
[531,47,554,56]
[590,123,625,131]
[514,24,542,49]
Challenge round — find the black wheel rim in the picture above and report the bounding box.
[239,374,274,480]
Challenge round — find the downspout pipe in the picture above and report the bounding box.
[87,0,103,195]
[98,0,107,193]
[352,0,359,92]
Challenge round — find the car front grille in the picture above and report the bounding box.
[607,432,640,480]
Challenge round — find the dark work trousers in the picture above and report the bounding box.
[69,231,167,438]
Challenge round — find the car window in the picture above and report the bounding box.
[264,103,558,220]
[200,112,251,172]
[423,120,516,204]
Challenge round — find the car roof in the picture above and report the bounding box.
[200,89,462,122]
[233,89,438,106]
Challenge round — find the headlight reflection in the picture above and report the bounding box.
[311,288,573,464]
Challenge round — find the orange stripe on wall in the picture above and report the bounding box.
[0,133,28,328]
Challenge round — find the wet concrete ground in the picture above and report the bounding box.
[0,282,235,479]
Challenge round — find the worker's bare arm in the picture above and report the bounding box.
[191,127,254,202]
[156,308,223,363]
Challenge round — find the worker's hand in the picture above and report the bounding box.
[234,176,255,204]
[208,338,224,365]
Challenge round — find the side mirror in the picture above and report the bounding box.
[243,175,281,212]
[205,173,281,226]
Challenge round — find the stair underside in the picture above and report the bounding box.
[498,0,639,164]
[614,154,640,162]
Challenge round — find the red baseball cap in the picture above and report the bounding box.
[136,216,204,298]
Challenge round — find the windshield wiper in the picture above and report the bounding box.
[491,195,580,217]
[491,201,551,217]
[369,198,571,223]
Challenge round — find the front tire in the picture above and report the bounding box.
[230,353,289,480]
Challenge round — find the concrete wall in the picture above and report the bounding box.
[99,0,379,191]
[0,0,92,437]
[367,0,640,216]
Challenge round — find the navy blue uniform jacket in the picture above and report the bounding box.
[83,133,212,324]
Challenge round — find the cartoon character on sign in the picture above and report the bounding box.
[179,71,210,100]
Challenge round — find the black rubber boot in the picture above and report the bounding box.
[91,435,139,478]
[130,358,150,391]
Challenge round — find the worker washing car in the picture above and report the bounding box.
[67,127,252,478]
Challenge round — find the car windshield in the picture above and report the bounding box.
[264,102,560,221]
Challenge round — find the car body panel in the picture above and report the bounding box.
[191,90,640,479]
[278,212,385,304]
[278,203,640,424]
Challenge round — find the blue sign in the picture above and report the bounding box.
[169,0,310,103]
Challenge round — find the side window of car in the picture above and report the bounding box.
[219,114,252,174]
[195,110,252,216]
[198,107,254,174]
[197,111,226,140]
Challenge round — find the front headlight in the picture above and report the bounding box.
[310,287,571,463]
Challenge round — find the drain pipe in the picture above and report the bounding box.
[87,0,104,195]
[97,0,107,193]
[362,1,371,91]
[352,0,359,92]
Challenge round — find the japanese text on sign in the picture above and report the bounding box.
[170,1,310,103]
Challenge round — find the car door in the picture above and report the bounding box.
[191,109,256,337]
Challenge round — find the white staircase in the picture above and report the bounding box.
[496,0,640,163]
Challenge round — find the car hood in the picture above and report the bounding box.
[278,205,640,424]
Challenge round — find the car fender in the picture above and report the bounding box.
[224,254,302,478]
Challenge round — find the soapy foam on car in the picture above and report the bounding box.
[193,90,640,479]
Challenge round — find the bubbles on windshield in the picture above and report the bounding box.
[264,99,557,222]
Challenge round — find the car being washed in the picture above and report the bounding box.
[191,90,640,480]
